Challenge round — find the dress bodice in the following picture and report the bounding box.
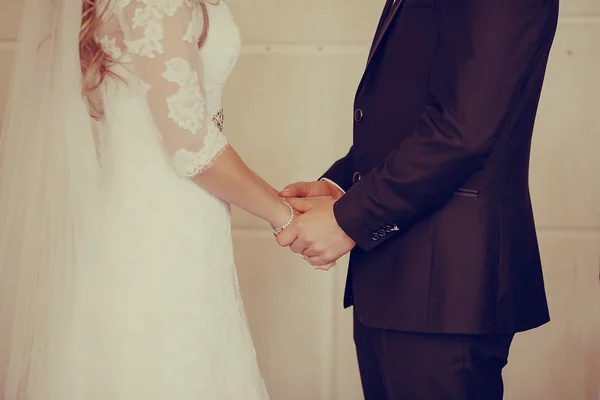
[96,0,241,176]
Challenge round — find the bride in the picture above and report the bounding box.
[0,0,306,398]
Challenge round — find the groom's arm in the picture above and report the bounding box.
[319,146,354,193]
[334,0,557,251]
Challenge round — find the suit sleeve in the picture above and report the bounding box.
[333,0,557,251]
[320,146,355,193]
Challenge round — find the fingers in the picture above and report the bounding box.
[297,251,336,271]
[286,198,317,213]
[278,236,336,271]
[280,181,332,198]
[319,261,337,271]
[276,226,297,247]
[289,239,308,254]
[279,182,310,198]
[273,209,337,271]
[306,256,337,270]
[304,251,331,266]
[300,247,319,257]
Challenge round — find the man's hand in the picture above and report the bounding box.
[280,180,343,200]
[276,197,355,268]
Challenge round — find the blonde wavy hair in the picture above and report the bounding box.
[79,0,211,119]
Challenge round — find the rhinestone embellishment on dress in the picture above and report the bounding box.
[212,108,224,132]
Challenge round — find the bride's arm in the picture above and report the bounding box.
[119,2,291,229]
[192,147,291,228]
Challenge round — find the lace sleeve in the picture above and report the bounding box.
[119,0,227,177]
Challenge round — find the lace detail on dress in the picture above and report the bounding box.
[123,0,187,58]
[140,79,151,95]
[115,0,230,177]
[162,58,205,135]
[98,34,123,59]
[173,134,229,177]
[183,4,204,43]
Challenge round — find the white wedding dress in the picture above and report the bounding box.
[36,1,269,398]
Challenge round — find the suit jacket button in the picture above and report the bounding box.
[352,172,361,184]
[370,232,379,241]
[354,109,364,122]
[384,225,393,233]
[378,229,386,237]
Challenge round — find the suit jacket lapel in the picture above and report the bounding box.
[366,0,405,67]
[370,0,395,55]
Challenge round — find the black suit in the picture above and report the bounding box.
[322,0,558,397]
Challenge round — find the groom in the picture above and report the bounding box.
[278,0,559,398]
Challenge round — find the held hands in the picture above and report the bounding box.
[277,181,355,270]
[280,180,344,200]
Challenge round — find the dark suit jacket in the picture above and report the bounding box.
[322,0,558,334]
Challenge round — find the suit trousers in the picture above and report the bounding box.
[354,313,514,399]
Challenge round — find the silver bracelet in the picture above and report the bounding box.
[272,200,295,236]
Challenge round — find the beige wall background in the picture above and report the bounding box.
[1,1,599,399]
